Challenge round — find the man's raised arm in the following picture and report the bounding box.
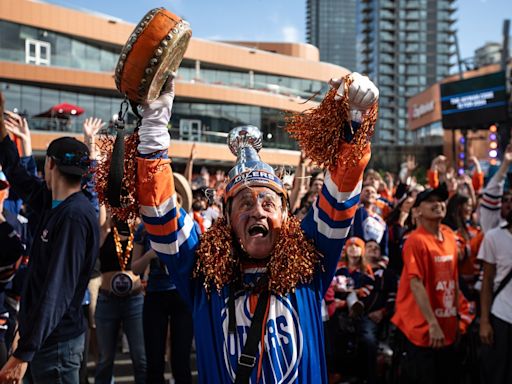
[136,77,199,304]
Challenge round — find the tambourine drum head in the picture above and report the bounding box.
[115,8,191,104]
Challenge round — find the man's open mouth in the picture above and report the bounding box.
[248,224,269,237]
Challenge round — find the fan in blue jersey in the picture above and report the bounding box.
[133,72,379,383]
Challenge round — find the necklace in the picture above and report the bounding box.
[112,224,134,271]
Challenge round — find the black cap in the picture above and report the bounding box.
[413,184,449,208]
[46,137,90,176]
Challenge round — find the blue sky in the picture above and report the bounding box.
[45,0,511,60]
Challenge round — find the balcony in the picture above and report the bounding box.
[381,1,396,11]
[379,79,395,87]
[362,24,373,34]
[379,63,395,72]
[361,56,373,65]
[380,31,395,42]
[380,54,395,64]
[361,44,374,54]
[380,21,395,31]
[361,3,373,14]
[381,43,395,53]
[439,3,457,13]
[404,1,421,9]
[361,34,374,44]
[379,10,395,20]
[404,22,421,32]
[404,11,421,20]
[362,14,373,23]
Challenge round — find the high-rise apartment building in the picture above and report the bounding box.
[306,0,358,71]
[360,0,456,146]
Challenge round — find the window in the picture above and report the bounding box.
[25,39,50,66]
[179,119,202,141]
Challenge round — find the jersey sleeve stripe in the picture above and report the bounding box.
[140,194,178,219]
[317,193,359,222]
[312,202,352,239]
[315,203,354,229]
[323,175,362,204]
[149,211,195,256]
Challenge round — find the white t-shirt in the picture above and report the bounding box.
[477,226,512,324]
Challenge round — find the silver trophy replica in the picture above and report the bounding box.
[227,125,274,179]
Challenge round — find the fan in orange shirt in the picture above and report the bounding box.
[391,185,462,384]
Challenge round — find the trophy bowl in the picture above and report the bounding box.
[114,8,192,104]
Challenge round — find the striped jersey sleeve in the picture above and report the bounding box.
[301,142,371,295]
[137,155,199,303]
[479,172,504,233]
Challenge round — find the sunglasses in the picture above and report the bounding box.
[52,152,90,167]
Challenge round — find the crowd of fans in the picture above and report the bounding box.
[0,102,511,384]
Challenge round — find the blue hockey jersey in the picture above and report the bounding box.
[137,141,370,383]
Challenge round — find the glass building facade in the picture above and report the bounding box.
[359,0,456,145]
[0,20,119,72]
[178,64,326,100]
[306,0,358,71]
[0,80,297,149]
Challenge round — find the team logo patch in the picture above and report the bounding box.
[221,293,302,383]
[110,272,133,296]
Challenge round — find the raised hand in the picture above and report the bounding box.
[431,155,447,174]
[503,144,512,164]
[330,72,379,111]
[4,111,32,156]
[83,117,105,160]
[4,111,30,141]
[138,74,176,155]
[83,117,105,139]
[215,170,226,183]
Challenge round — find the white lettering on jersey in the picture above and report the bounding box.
[221,293,302,383]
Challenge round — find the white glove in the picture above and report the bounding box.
[330,72,379,111]
[137,74,175,155]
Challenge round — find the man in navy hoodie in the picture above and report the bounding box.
[0,93,99,383]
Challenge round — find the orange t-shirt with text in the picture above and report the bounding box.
[392,225,459,347]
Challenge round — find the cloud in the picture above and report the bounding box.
[281,25,299,42]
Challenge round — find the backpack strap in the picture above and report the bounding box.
[234,289,270,384]
[493,267,512,299]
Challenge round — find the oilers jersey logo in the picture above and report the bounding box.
[221,293,303,383]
